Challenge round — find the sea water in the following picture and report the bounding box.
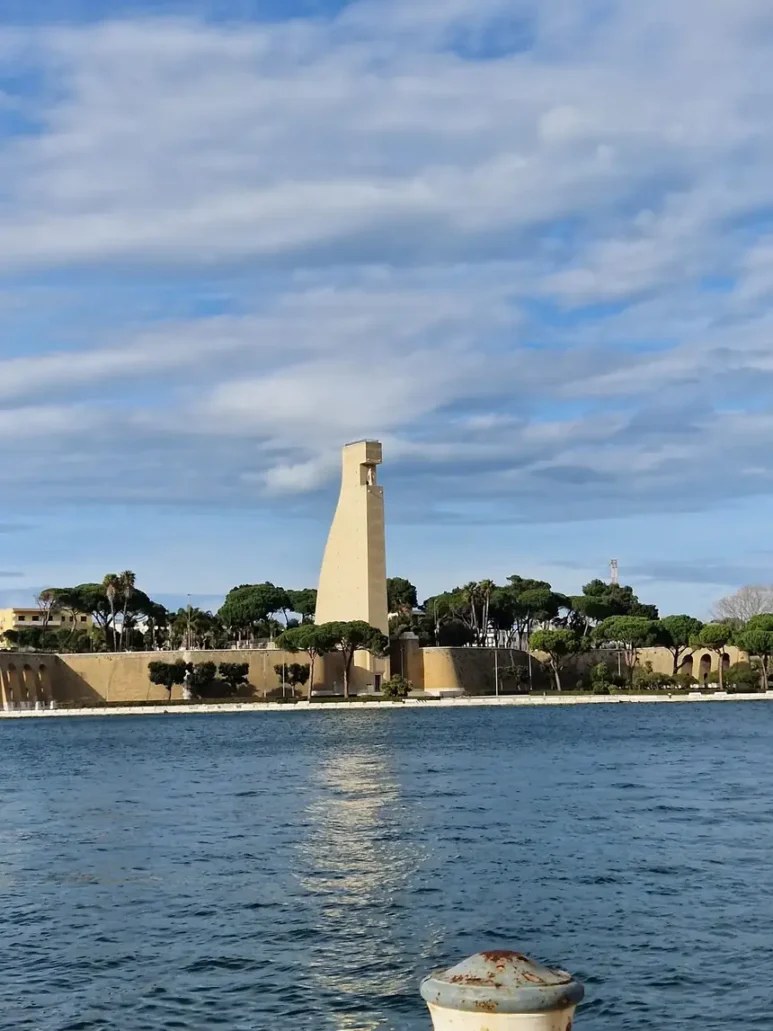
[1,704,770,1030]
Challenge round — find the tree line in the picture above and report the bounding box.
[390,575,658,648]
[147,621,390,701]
[6,569,773,695]
[534,613,773,694]
[2,576,320,653]
[391,576,773,693]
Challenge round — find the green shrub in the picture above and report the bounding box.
[218,662,250,695]
[632,661,675,691]
[672,672,697,690]
[382,675,412,698]
[501,664,531,694]
[590,662,614,691]
[436,621,475,647]
[148,659,188,696]
[187,661,217,696]
[724,662,763,692]
[274,662,310,691]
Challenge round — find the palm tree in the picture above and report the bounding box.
[169,606,220,649]
[463,581,480,644]
[117,571,136,651]
[103,574,119,651]
[477,579,496,645]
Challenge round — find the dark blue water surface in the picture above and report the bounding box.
[1,704,772,1030]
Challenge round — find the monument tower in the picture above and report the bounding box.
[315,440,389,632]
[315,440,389,691]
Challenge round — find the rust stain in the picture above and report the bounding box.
[449,974,503,987]
[473,999,498,1013]
[480,950,528,964]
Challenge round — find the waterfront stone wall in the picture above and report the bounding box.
[637,644,745,679]
[0,641,754,708]
[57,649,324,704]
[0,647,391,706]
[0,649,301,705]
[397,639,750,694]
[416,646,543,694]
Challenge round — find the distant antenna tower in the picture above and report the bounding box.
[610,559,619,585]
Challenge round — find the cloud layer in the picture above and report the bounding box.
[2,0,773,533]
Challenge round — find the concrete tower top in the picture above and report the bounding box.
[341,440,383,488]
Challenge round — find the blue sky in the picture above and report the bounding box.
[2,0,773,617]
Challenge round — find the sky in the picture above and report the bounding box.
[2,0,773,617]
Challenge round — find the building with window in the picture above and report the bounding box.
[0,607,92,647]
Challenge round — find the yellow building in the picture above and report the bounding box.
[0,607,92,647]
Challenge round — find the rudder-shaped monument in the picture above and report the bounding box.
[315,440,389,633]
[315,441,389,692]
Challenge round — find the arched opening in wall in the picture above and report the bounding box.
[9,662,25,706]
[22,664,38,706]
[699,654,712,684]
[6,663,19,708]
[722,653,731,671]
[680,655,694,677]
[37,664,51,705]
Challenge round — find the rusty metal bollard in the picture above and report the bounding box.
[420,950,584,1031]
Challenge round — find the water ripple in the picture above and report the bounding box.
[1,705,772,1029]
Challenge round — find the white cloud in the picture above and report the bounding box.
[260,457,339,495]
[0,404,100,437]
[0,0,767,275]
[0,315,273,403]
[1,0,773,534]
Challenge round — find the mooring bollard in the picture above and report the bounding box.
[420,950,583,1031]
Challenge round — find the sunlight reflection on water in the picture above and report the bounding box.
[300,743,420,1022]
